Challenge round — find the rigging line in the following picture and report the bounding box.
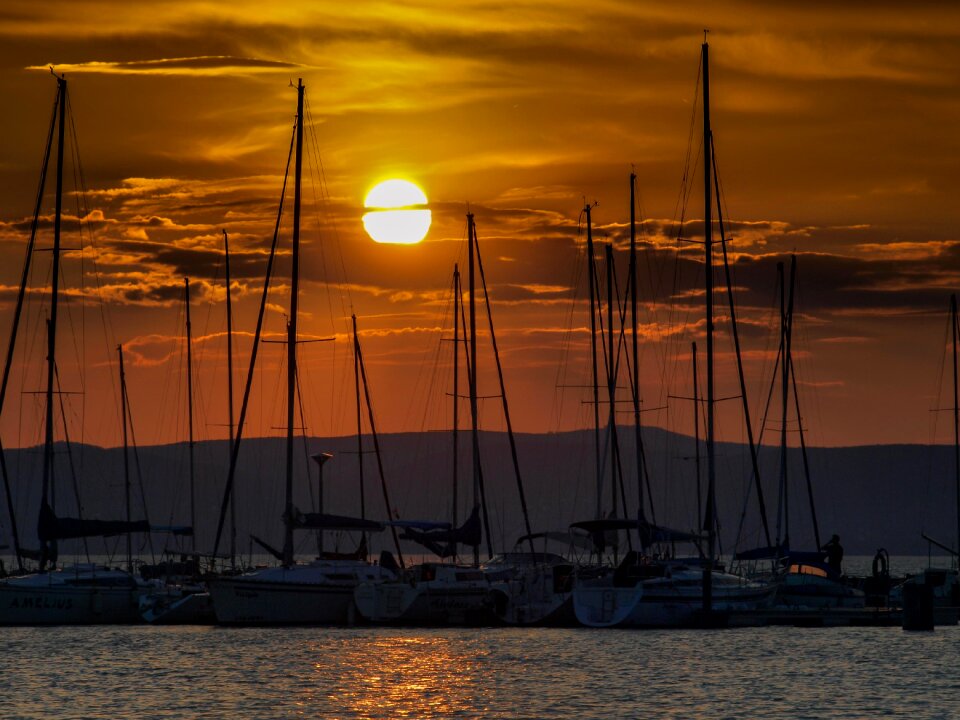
[617,253,658,525]
[302,100,340,333]
[712,137,771,548]
[353,317,405,567]
[304,100,352,442]
[631,184,664,524]
[55,361,90,562]
[474,223,535,553]
[211,117,296,559]
[0,82,57,569]
[294,362,317,520]
[66,91,114,446]
[789,349,820,548]
[924,304,952,531]
[122,371,156,565]
[69,121,122,441]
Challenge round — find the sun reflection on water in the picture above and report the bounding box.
[306,633,490,718]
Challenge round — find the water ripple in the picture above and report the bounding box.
[1,625,959,719]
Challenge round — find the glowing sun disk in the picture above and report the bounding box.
[363,179,431,244]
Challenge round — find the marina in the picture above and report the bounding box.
[2,2,960,717]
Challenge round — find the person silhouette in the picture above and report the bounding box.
[822,534,844,575]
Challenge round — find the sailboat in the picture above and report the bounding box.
[139,277,216,624]
[0,75,156,625]
[207,80,396,625]
[888,295,960,624]
[571,39,775,628]
[750,258,865,609]
[353,221,495,626]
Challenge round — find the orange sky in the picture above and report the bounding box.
[2,1,960,449]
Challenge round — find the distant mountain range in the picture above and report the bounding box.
[0,428,954,562]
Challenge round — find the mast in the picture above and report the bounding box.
[452,264,460,556]
[702,38,716,613]
[630,172,647,526]
[786,256,820,550]
[953,293,959,559]
[281,79,304,568]
[353,315,367,548]
[118,344,133,573]
[605,243,618,526]
[585,204,603,521]
[224,230,237,568]
[185,278,196,553]
[39,75,66,572]
[693,342,702,529]
[776,262,788,548]
[468,213,483,566]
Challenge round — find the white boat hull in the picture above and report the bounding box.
[354,564,491,625]
[354,582,491,625]
[574,570,775,628]
[487,561,576,626]
[209,561,394,625]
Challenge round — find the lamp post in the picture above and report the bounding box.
[311,452,333,557]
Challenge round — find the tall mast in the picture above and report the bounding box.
[630,172,646,525]
[702,37,716,613]
[39,75,66,571]
[184,278,196,553]
[467,213,482,566]
[605,243,618,524]
[952,293,959,559]
[353,315,366,546]
[776,262,787,548]
[692,342,702,529]
[118,344,133,573]
[585,204,602,521]
[452,264,460,554]
[282,78,304,568]
[224,229,237,568]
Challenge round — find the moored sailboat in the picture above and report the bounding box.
[0,75,156,625]
[353,221,496,626]
[207,79,399,625]
[570,39,775,628]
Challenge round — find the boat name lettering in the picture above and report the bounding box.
[9,596,74,610]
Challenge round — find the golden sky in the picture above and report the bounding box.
[2,1,960,448]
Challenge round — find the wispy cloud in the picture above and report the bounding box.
[28,55,299,77]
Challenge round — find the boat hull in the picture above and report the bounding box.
[141,590,216,625]
[574,571,776,628]
[208,561,395,625]
[210,577,356,625]
[0,569,147,625]
[354,582,492,625]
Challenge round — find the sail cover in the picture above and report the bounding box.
[290,509,384,532]
[37,501,149,542]
[400,505,481,558]
[570,517,704,551]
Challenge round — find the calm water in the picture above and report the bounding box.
[2,624,959,719]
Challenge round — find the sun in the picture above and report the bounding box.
[363,179,431,245]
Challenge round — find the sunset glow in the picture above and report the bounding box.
[0,2,958,450]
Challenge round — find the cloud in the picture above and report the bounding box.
[28,55,299,77]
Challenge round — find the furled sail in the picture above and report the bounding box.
[289,508,384,533]
[400,505,481,558]
[37,501,149,542]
